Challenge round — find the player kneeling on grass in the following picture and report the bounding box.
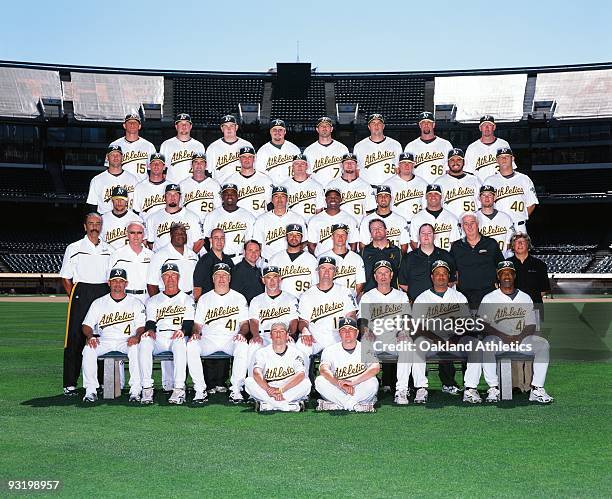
[315,317,380,412]
[81,268,144,403]
[245,322,311,412]
[139,263,193,405]
[478,261,553,404]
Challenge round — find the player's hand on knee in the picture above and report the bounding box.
[189,332,201,342]
[300,334,313,347]
[87,337,99,348]
[127,336,139,347]
[171,330,184,340]
[234,334,246,343]
[251,334,263,345]
[143,330,156,340]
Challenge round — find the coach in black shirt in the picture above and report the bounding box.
[231,240,265,304]
[193,227,234,301]
[509,232,550,304]
[361,218,401,292]
[450,213,504,309]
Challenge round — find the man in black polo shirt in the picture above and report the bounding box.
[231,239,265,304]
[193,228,235,301]
[450,212,504,309]
[361,218,401,293]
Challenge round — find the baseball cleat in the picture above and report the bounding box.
[129,392,141,403]
[192,390,208,405]
[353,403,376,413]
[298,400,306,412]
[207,387,217,395]
[63,386,78,397]
[316,399,342,411]
[463,388,482,404]
[82,392,97,403]
[141,387,154,405]
[529,387,554,404]
[442,385,462,395]
[381,385,392,393]
[394,390,409,405]
[486,386,501,403]
[229,392,244,404]
[168,388,186,405]
[286,403,301,412]
[259,402,274,412]
[215,385,228,393]
[414,388,428,404]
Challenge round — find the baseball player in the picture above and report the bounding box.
[353,113,402,186]
[405,111,454,185]
[281,153,325,222]
[205,115,254,183]
[145,183,204,252]
[255,119,301,184]
[106,113,156,182]
[307,188,360,256]
[478,261,554,404]
[101,187,144,249]
[409,184,461,251]
[385,152,428,223]
[160,113,206,184]
[484,147,538,230]
[434,148,482,218]
[202,184,255,259]
[320,223,366,298]
[477,185,516,256]
[464,115,516,182]
[296,256,358,373]
[86,145,138,214]
[267,224,318,297]
[187,263,255,403]
[326,152,376,222]
[359,185,410,251]
[227,146,273,217]
[303,116,349,186]
[244,322,311,412]
[314,317,380,412]
[132,153,170,222]
[179,152,222,225]
[139,262,193,405]
[80,268,144,403]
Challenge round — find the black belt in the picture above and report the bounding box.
[126,289,146,295]
[226,254,236,258]
[185,290,193,295]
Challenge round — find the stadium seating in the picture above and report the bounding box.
[531,170,612,195]
[0,168,55,197]
[591,255,612,273]
[1,253,63,273]
[537,254,593,273]
[62,169,97,195]
[271,79,326,124]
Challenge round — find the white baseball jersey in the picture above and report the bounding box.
[160,136,206,184]
[101,210,145,250]
[255,140,301,185]
[195,288,248,339]
[267,250,318,297]
[108,244,153,293]
[325,176,376,222]
[320,249,366,294]
[477,209,516,257]
[359,211,410,247]
[360,287,411,325]
[385,174,428,222]
[252,210,307,261]
[483,172,539,224]
[307,210,360,256]
[298,283,357,343]
[106,136,156,182]
[202,206,255,256]
[433,172,482,218]
[409,208,461,251]
[405,136,454,185]
[249,291,298,343]
[478,288,536,336]
[320,341,375,380]
[281,176,325,222]
[145,290,195,336]
[147,243,198,294]
[146,208,203,251]
[303,140,349,186]
[83,294,145,341]
[132,178,169,222]
[226,171,273,217]
[412,286,470,340]
[253,344,305,387]
[353,136,403,186]
[179,176,222,224]
[60,236,112,284]
[464,137,515,182]
[206,137,254,183]
[86,170,138,215]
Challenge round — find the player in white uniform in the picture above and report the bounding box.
[484,147,538,230]
[145,183,204,252]
[206,115,254,183]
[139,263,193,405]
[385,152,428,223]
[409,184,461,251]
[307,188,360,256]
[255,119,301,184]
[434,148,481,218]
[86,145,138,214]
[359,185,410,251]
[478,261,553,403]
[268,224,318,297]
[160,113,206,184]
[245,322,310,412]
[314,317,380,412]
[405,111,454,185]
[477,185,516,256]
[252,185,306,260]
[80,268,144,403]
[304,116,349,186]
[187,263,255,403]
[106,113,156,182]
[132,153,170,222]
[227,146,273,217]
[320,223,366,298]
[202,183,255,258]
[180,152,221,225]
[281,153,325,222]
[353,113,402,186]
[464,115,516,182]
[101,187,144,249]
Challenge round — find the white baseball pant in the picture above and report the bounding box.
[244,377,311,410]
[139,334,187,389]
[82,338,141,396]
[315,376,378,410]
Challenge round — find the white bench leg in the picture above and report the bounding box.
[498,358,513,400]
[103,358,122,399]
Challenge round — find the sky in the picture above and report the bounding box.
[1,0,610,73]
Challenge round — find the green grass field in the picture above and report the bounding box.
[0,302,611,497]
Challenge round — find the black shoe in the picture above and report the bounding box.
[63,387,78,397]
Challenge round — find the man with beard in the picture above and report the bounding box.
[304,116,349,186]
[434,148,481,218]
